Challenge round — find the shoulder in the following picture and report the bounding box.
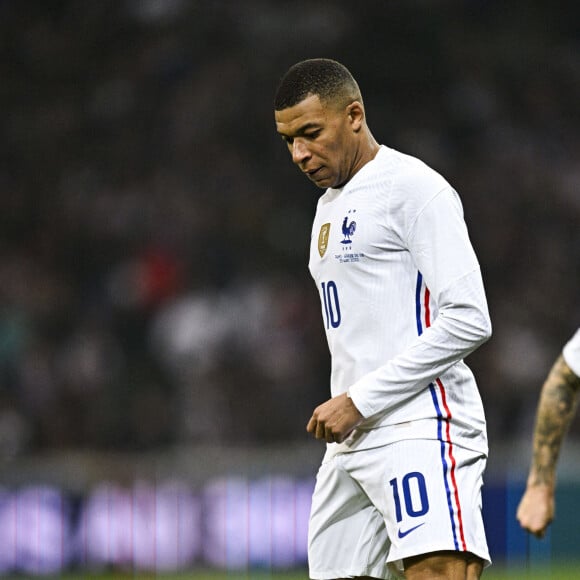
[388,148,450,200]
[359,146,452,207]
[376,147,456,220]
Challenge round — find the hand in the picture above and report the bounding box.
[516,484,555,538]
[306,392,364,443]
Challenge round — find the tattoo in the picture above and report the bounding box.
[530,355,580,486]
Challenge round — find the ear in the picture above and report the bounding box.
[346,101,364,132]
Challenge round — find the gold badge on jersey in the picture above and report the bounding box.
[318,223,331,257]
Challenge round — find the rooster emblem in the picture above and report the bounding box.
[341,216,356,244]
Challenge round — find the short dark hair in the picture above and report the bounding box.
[274,58,362,111]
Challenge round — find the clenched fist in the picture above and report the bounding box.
[306,392,364,443]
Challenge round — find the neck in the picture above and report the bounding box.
[348,133,380,182]
[364,131,381,161]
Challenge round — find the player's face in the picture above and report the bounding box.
[275,94,363,189]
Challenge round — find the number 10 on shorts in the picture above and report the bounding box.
[389,472,429,522]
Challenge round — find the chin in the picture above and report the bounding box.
[312,175,339,189]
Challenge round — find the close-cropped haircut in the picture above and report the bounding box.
[274,58,362,111]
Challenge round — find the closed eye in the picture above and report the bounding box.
[279,125,322,146]
[304,129,321,140]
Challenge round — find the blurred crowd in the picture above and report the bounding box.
[0,0,578,456]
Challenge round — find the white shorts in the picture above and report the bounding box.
[308,439,490,579]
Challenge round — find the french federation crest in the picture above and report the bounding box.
[318,223,331,257]
[341,215,356,243]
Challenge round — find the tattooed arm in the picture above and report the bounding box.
[516,354,580,537]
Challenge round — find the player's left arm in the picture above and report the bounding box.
[347,185,492,420]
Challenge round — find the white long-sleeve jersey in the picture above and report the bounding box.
[309,146,492,455]
[563,329,580,377]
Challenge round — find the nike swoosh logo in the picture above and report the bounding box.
[397,522,425,538]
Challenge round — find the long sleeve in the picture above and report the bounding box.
[348,187,491,419]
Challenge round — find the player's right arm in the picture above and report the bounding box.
[517,352,580,537]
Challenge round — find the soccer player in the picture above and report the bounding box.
[274,58,493,580]
[517,329,580,538]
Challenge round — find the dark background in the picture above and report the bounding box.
[0,0,578,461]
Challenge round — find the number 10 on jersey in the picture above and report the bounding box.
[321,280,341,329]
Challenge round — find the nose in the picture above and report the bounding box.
[292,139,311,165]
